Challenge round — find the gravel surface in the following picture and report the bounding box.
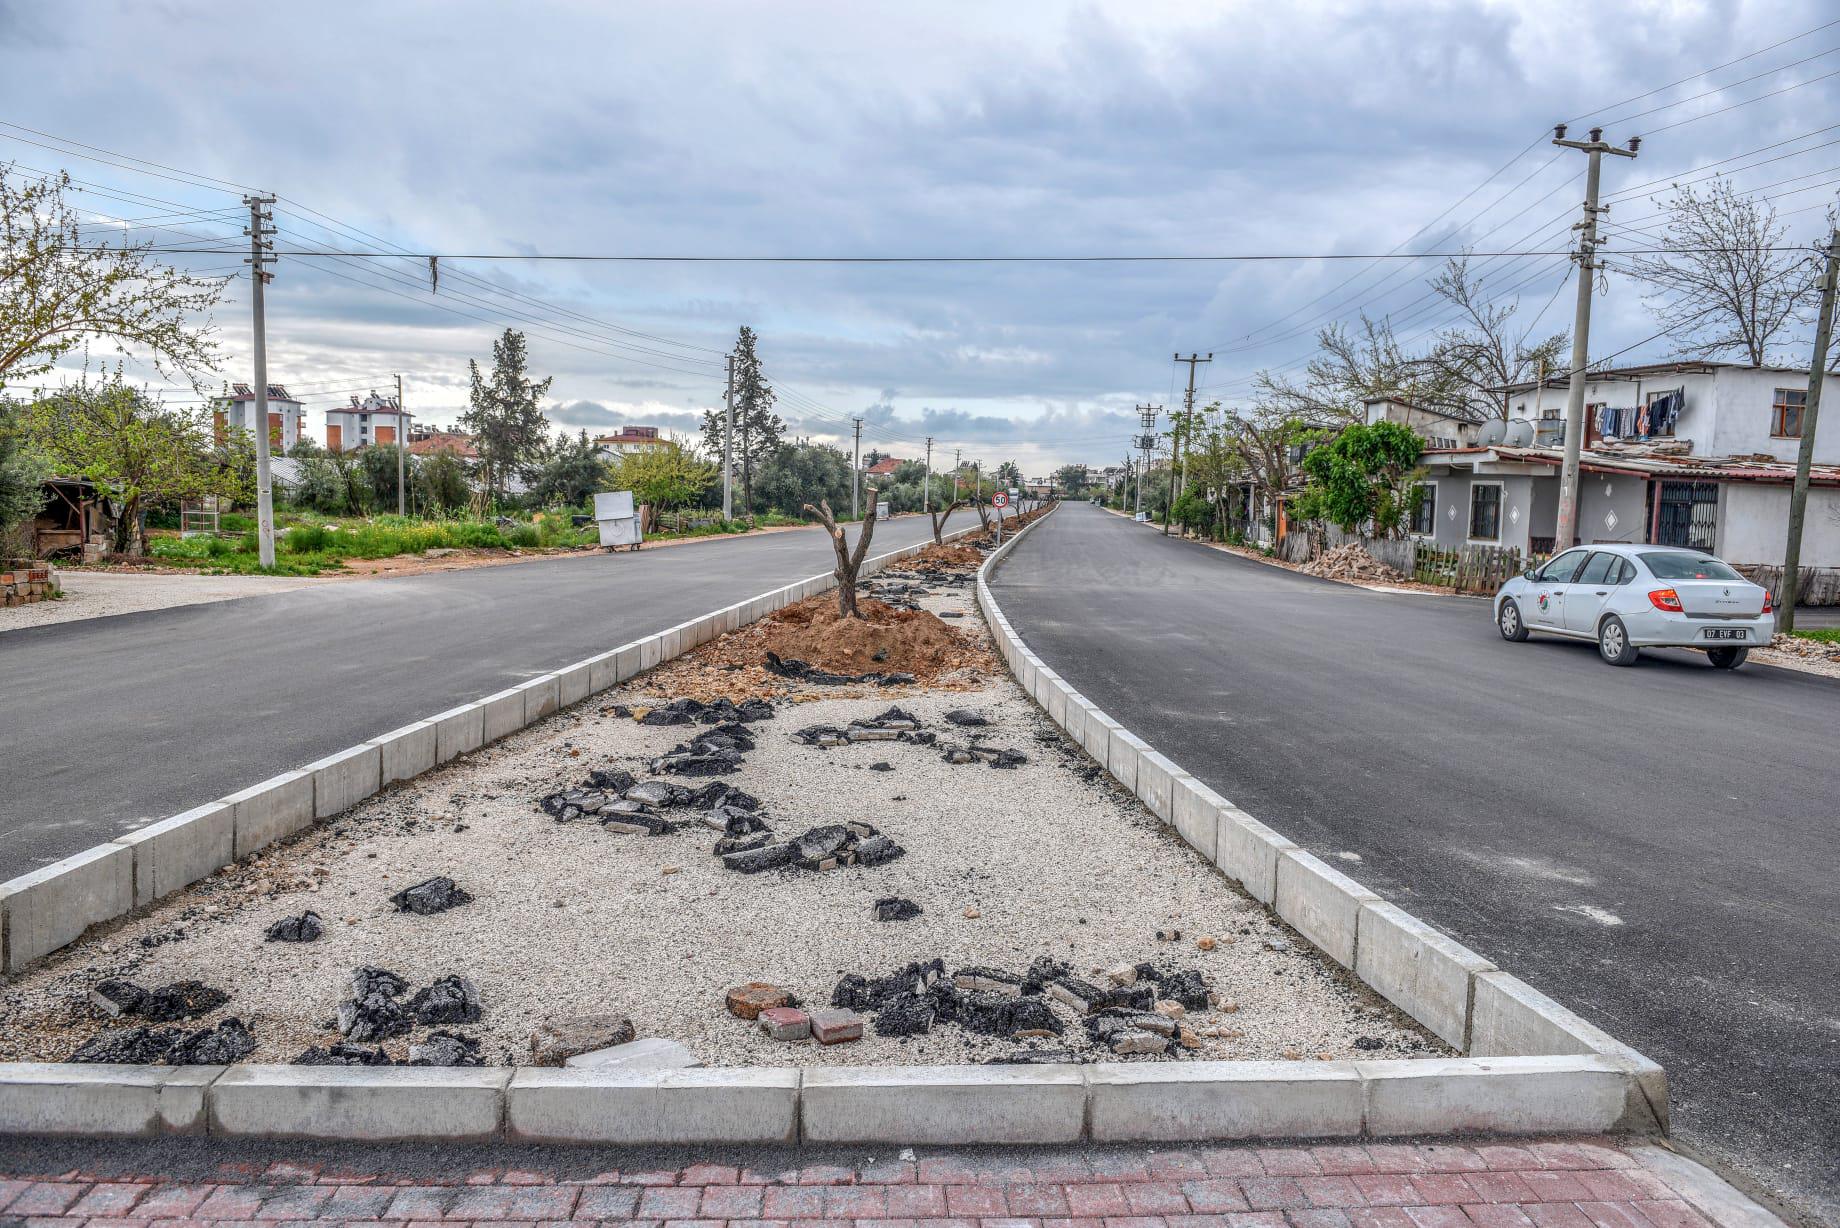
[0,570,325,632]
[0,569,1444,1069]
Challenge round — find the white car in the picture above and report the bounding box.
[1494,543,1775,668]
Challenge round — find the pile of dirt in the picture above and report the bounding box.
[646,594,997,702]
[1302,543,1406,583]
[890,543,983,570]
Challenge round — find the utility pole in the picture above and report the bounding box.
[1551,124,1638,550]
[394,373,406,516]
[1135,404,1159,519]
[923,436,933,514]
[244,194,277,568]
[1166,353,1212,535]
[721,355,735,520]
[1780,227,1839,633]
[851,416,863,519]
[952,448,961,504]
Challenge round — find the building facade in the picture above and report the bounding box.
[595,426,669,458]
[324,391,409,453]
[212,384,305,452]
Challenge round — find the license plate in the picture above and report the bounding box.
[1704,628,1748,641]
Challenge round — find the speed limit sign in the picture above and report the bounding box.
[992,491,1010,508]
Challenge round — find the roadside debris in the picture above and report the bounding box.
[389,876,472,915]
[70,1016,254,1065]
[651,722,754,776]
[874,896,922,921]
[409,1030,483,1066]
[339,967,412,1041]
[87,979,227,1022]
[293,1041,393,1066]
[725,982,793,1020]
[793,705,938,748]
[264,911,323,943]
[1302,543,1407,583]
[719,820,904,874]
[637,696,776,726]
[758,1006,811,1040]
[565,1036,701,1071]
[530,1013,636,1065]
[939,741,1028,768]
[767,652,915,687]
[407,975,482,1025]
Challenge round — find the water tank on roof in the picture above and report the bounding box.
[1477,419,1507,446]
[1503,418,1535,446]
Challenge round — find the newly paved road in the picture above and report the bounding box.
[992,502,1839,1227]
[0,517,940,880]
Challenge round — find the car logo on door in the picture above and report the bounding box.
[1723,588,1730,597]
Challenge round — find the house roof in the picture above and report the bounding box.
[1494,360,1811,396]
[1421,442,1840,487]
[407,431,478,458]
[219,383,301,405]
[864,457,903,475]
[1362,395,1482,424]
[597,427,663,444]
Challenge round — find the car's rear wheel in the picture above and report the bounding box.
[1708,646,1749,670]
[1498,599,1530,642]
[1598,615,1639,666]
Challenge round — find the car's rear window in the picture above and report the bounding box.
[1640,552,1743,581]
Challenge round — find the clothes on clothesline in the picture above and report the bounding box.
[1594,390,1683,440]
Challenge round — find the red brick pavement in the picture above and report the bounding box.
[0,1138,1728,1228]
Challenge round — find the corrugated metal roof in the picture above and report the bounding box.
[1421,443,1840,485]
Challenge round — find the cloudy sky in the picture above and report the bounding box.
[5,0,1837,474]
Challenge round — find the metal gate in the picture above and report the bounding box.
[1655,481,1718,550]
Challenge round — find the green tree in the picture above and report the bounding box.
[414,448,472,514]
[1,166,225,391]
[700,326,783,514]
[609,438,715,527]
[0,397,47,546]
[1052,463,1090,495]
[360,444,409,511]
[26,376,236,554]
[526,430,608,508]
[994,460,1023,488]
[461,329,552,509]
[753,440,852,517]
[1292,420,1424,536]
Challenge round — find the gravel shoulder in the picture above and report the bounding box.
[0,555,1445,1069]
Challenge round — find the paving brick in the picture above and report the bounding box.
[321,1187,398,1218]
[857,1162,919,1187]
[1464,1174,1538,1205]
[823,1188,887,1218]
[1287,1212,1354,1228]
[1573,1203,1654,1228]
[131,1183,215,1216]
[1350,1176,1418,1208]
[1572,1174,1648,1203]
[1219,1214,1282,1227]
[1520,1173,1592,1203]
[700,1185,765,1217]
[1083,1157,1150,1183]
[1407,1177,1477,1206]
[978,1218,1041,1228]
[1295,1178,1362,1209]
[386,1188,459,1219]
[69,1183,149,1217]
[573,1187,642,1218]
[1346,1211,1415,1228]
[1624,1202,1710,1228]
[1177,1181,1247,1214]
[1254,1151,1322,1178]
[1122,1184,1188,1215]
[1162,1217,1238,1228]
[1473,1149,1541,1173]
[10,1183,90,1215]
[253,1186,334,1218]
[1004,1186,1071,1216]
[1143,1156,1207,1181]
[502,1169,560,1185]
[884,1186,950,1217]
[1064,1186,1130,1217]
[1401,1208,1471,1228]
[1310,1150,1377,1178]
[1098,1216,1168,1228]
[196,1186,270,1219]
[637,1187,703,1218]
[1237,1180,1307,1212]
[1198,1153,1267,1179]
[448,1187,579,1219]
[0,1179,31,1212]
[762,1186,830,1218]
[797,1164,860,1186]
[1041,1218,1106,1228]
[679,1166,741,1188]
[1462,1206,1538,1228]
[1524,1207,1595,1228]
[943,1186,1006,1216]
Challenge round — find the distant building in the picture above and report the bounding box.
[595,426,669,458]
[407,430,478,459]
[864,456,903,478]
[324,391,409,453]
[212,383,305,452]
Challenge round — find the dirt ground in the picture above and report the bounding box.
[0,548,1445,1070]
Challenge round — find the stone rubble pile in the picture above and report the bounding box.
[637,696,776,726]
[388,875,472,915]
[70,1017,254,1065]
[720,820,904,874]
[337,966,481,1044]
[765,651,915,687]
[88,978,227,1022]
[793,705,937,748]
[1301,543,1407,583]
[264,910,323,943]
[822,955,1223,1055]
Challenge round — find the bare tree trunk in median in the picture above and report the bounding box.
[803,489,878,619]
[929,500,962,545]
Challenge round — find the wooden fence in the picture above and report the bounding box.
[1737,564,1840,607]
[1275,525,1543,595]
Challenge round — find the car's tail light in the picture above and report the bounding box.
[1762,591,1774,614]
[1649,588,1683,612]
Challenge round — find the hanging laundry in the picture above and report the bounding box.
[1596,405,1617,437]
[1648,390,1683,435]
[1635,404,1652,437]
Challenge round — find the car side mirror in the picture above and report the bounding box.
[1523,567,1537,580]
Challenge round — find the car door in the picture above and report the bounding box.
[1563,552,1621,634]
[1527,548,1588,630]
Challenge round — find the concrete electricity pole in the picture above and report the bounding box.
[1135,403,1159,518]
[721,355,735,520]
[1779,227,1839,633]
[395,373,406,516]
[1165,353,1211,535]
[952,448,961,505]
[923,436,933,514]
[1552,124,1638,550]
[244,194,277,568]
[851,416,863,519]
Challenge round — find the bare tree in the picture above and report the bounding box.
[1628,177,1818,366]
[803,488,878,618]
[1425,256,1569,418]
[928,498,964,545]
[1254,314,1466,425]
[1,166,225,390]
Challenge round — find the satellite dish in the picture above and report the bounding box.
[1503,418,1535,446]
[1478,419,1507,446]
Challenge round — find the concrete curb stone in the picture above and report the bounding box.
[507,1067,798,1144]
[516,673,561,725]
[429,702,487,764]
[370,721,438,786]
[208,1066,509,1141]
[223,769,315,859]
[0,844,133,973]
[800,1065,1085,1145]
[303,743,383,820]
[0,1063,219,1136]
[112,802,233,908]
[1087,1060,1364,1141]
[1355,901,1496,1050]
[480,687,526,743]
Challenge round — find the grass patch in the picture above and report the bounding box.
[146,514,599,575]
[1790,627,1840,644]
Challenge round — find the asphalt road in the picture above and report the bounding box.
[0,516,940,880]
[992,502,1839,1227]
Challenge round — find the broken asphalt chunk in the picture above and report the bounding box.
[874,896,922,922]
[389,876,472,915]
[408,975,482,1025]
[265,911,323,943]
[293,1042,394,1066]
[408,1030,483,1066]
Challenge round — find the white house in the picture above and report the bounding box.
[324,391,409,453]
[211,383,305,452]
[1402,361,1840,568]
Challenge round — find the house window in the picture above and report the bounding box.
[1468,483,1502,541]
[1773,388,1806,438]
[1644,388,1681,437]
[1409,483,1436,536]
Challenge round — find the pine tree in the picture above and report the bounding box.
[701,326,783,515]
[461,329,552,509]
